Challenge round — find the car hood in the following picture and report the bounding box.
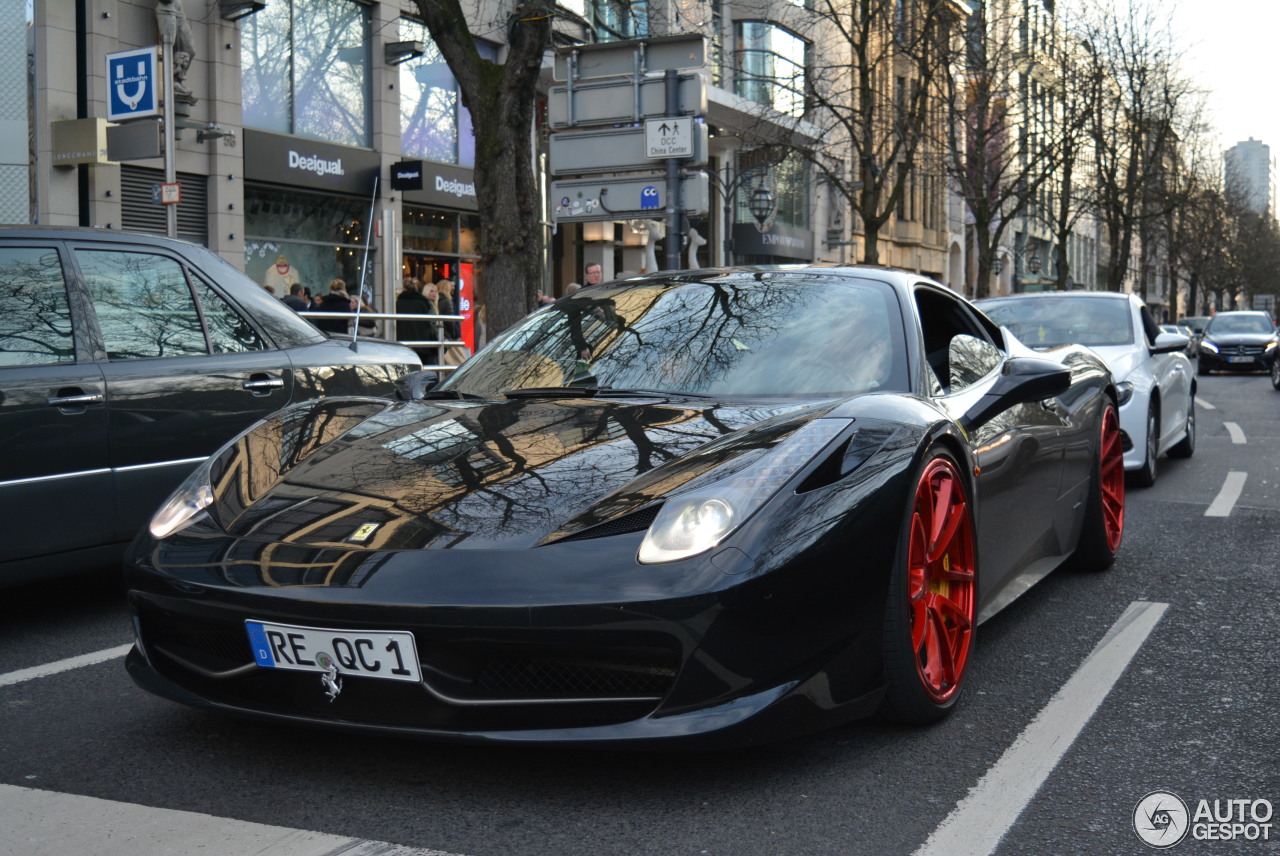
[206,395,832,551]
[1203,332,1276,346]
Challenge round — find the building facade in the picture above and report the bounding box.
[1224,137,1275,217]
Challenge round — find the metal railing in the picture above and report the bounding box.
[298,310,468,372]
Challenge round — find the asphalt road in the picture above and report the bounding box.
[2,371,1277,856]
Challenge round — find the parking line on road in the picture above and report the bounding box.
[0,784,466,856]
[913,601,1168,856]
[0,644,132,689]
[1205,471,1248,518]
[1195,397,1216,410]
[1223,421,1246,444]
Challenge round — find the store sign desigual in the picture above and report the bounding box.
[242,130,379,195]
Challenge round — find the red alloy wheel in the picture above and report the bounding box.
[906,457,976,704]
[1099,404,1126,553]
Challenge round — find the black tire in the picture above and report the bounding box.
[879,451,977,725]
[1068,401,1125,572]
[1271,357,1280,390]
[1129,407,1158,488]
[1167,397,1195,459]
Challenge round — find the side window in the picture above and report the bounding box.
[77,250,208,360]
[0,246,75,366]
[915,285,1000,394]
[192,273,267,353]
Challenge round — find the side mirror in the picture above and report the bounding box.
[1151,331,1190,355]
[393,369,440,401]
[960,357,1071,432]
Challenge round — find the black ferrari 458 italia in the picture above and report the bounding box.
[124,267,1125,747]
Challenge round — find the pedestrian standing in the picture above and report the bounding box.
[396,277,438,364]
[584,262,603,287]
[281,282,308,311]
[312,278,351,334]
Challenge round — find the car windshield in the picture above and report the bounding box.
[980,296,1134,347]
[1205,314,1274,335]
[439,273,909,399]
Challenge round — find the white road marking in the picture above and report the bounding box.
[1205,471,1248,518]
[0,784,466,856]
[1195,397,1216,410]
[0,644,132,688]
[1223,421,1246,444]
[913,601,1168,856]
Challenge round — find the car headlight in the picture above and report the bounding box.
[1266,341,1278,352]
[1200,340,1219,353]
[149,457,216,540]
[638,418,851,564]
[1115,381,1135,406]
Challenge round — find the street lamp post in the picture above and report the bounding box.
[709,163,776,266]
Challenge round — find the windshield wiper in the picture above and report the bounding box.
[502,386,713,400]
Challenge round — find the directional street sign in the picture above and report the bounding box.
[645,118,693,159]
[553,34,707,82]
[549,124,707,175]
[548,74,707,129]
[552,172,710,222]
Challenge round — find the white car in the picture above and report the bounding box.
[978,291,1194,486]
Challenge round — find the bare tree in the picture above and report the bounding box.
[732,0,958,265]
[1079,0,1192,293]
[410,0,554,337]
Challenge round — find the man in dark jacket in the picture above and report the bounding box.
[312,279,352,334]
[281,283,308,312]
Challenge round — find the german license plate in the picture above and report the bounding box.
[245,620,421,683]
[1228,356,1253,363]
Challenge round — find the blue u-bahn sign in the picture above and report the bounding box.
[106,47,160,122]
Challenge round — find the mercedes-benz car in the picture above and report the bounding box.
[979,291,1193,487]
[124,267,1124,747]
[1196,310,1278,376]
[0,227,421,586]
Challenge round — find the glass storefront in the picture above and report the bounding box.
[244,186,375,299]
[403,205,483,349]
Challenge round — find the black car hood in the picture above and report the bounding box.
[207,395,830,551]
[1204,332,1275,346]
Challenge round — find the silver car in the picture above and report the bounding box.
[979,292,1194,487]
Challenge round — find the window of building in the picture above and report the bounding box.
[735,152,809,230]
[735,22,807,118]
[244,187,374,298]
[573,0,650,42]
[241,0,371,147]
[397,20,496,167]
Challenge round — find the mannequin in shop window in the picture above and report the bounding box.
[264,255,302,294]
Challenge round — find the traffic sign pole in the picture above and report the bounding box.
[161,37,176,238]
[664,70,681,272]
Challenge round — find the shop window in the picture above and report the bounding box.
[241,0,371,147]
[244,187,374,298]
[397,20,496,167]
[734,22,807,118]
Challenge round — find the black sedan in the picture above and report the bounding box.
[1196,310,1278,375]
[0,227,421,586]
[124,267,1124,747]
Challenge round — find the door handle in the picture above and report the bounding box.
[47,392,105,407]
[242,376,285,394]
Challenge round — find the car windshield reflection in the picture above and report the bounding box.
[439,273,909,400]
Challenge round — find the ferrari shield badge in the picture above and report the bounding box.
[348,522,380,543]
[316,651,343,702]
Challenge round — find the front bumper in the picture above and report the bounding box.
[123,521,892,747]
[1198,348,1274,372]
